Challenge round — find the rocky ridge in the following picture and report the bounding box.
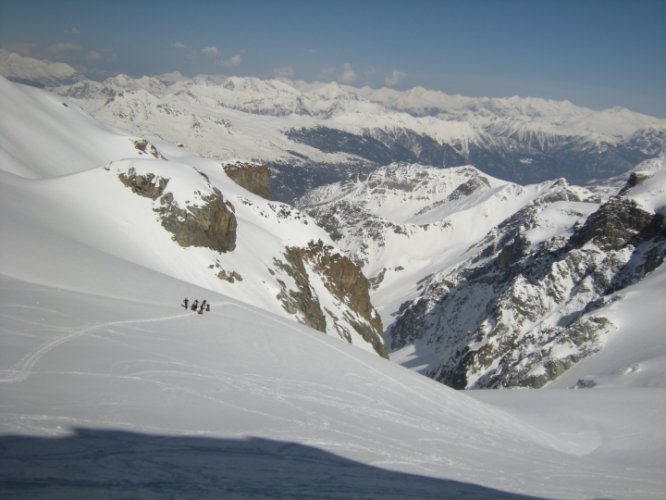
[111,149,384,355]
[117,152,237,253]
[273,240,386,357]
[298,159,666,388]
[387,165,666,388]
[223,161,270,199]
[39,69,666,201]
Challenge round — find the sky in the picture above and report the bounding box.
[0,0,665,117]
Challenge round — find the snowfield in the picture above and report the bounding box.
[1,76,666,498]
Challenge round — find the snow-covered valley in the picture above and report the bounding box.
[1,74,666,498]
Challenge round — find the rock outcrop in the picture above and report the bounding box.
[158,189,237,253]
[224,162,270,199]
[568,196,659,251]
[133,138,166,159]
[387,175,666,389]
[118,168,237,253]
[274,246,328,333]
[118,167,169,200]
[273,240,387,358]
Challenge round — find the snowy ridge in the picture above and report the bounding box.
[297,159,666,391]
[0,76,384,355]
[297,164,592,326]
[18,61,660,200]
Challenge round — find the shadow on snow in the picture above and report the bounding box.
[0,427,543,499]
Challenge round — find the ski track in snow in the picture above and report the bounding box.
[0,309,193,384]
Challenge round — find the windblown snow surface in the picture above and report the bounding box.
[1,77,665,499]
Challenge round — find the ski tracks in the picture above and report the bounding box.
[0,311,192,384]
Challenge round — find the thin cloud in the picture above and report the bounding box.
[273,65,294,79]
[172,41,187,49]
[202,46,220,57]
[64,27,80,35]
[84,49,117,62]
[48,43,81,55]
[86,51,103,61]
[221,53,243,67]
[339,63,357,84]
[6,43,37,56]
[384,69,407,87]
[187,46,245,68]
[321,63,357,84]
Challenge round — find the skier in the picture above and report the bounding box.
[198,304,204,315]
[206,303,210,312]
[183,298,189,309]
[191,299,199,311]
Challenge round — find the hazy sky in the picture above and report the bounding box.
[1,0,664,116]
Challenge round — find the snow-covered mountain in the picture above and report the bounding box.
[2,76,666,499]
[4,53,655,201]
[0,75,385,356]
[297,160,666,389]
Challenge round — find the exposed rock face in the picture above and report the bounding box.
[133,138,166,159]
[158,189,237,253]
[618,171,650,195]
[224,162,270,199]
[118,167,169,200]
[118,168,237,253]
[387,178,666,389]
[274,240,387,358]
[274,247,328,333]
[217,269,243,283]
[568,196,658,251]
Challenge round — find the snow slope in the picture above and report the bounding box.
[1,77,665,499]
[2,197,665,499]
[548,160,666,390]
[298,157,666,393]
[0,76,384,354]
[0,76,133,178]
[548,263,666,389]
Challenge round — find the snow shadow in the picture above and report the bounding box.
[0,427,543,499]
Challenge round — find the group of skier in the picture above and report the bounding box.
[183,298,210,315]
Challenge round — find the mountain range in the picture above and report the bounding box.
[297,161,666,388]
[0,75,385,357]
[2,51,664,389]
[1,52,666,497]
[2,49,661,201]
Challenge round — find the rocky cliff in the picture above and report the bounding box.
[115,159,386,357]
[387,170,666,388]
[118,165,237,253]
[297,159,666,388]
[273,240,386,358]
[224,161,270,200]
